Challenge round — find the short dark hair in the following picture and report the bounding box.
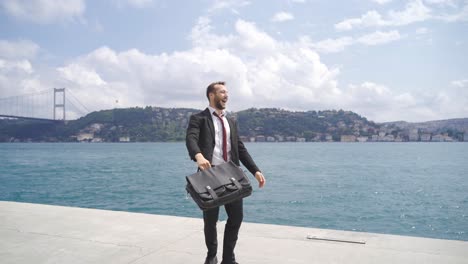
[206,81,225,100]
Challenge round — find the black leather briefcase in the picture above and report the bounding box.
[186,161,253,211]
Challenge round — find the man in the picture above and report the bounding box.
[186,81,266,264]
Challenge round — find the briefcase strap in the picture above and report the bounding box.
[230,178,242,190]
[206,186,218,200]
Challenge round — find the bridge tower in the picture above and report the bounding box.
[53,88,66,121]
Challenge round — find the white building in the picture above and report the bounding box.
[119,136,130,142]
[421,134,431,142]
[409,129,419,141]
[341,135,356,142]
[357,136,368,142]
[77,133,94,142]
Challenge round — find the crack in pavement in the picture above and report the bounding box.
[2,226,146,255]
[126,228,201,264]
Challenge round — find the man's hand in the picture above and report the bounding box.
[254,171,266,188]
[195,153,211,170]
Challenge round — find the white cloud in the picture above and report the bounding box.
[50,18,437,122]
[348,82,393,105]
[0,56,50,104]
[312,37,354,53]
[437,2,468,21]
[342,0,466,31]
[424,0,456,7]
[50,18,341,113]
[388,0,432,25]
[271,12,295,22]
[234,20,277,54]
[208,0,251,13]
[357,30,401,45]
[335,0,431,30]
[1,0,85,24]
[335,10,385,31]
[113,0,154,8]
[1,16,465,122]
[372,0,393,4]
[416,27,429,34]
[310,30,401,53]
[0,40,39,60]
[451,79,468,87]
[0,39,46,100]
[57,63,107,87]
[343,82,449,122]
[125,0,153,8]
[0,22,421,122]
[0,39,71,121]
[0,59,34,74]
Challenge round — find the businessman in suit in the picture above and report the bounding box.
[186,81,266,264]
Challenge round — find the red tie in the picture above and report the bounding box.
[214,112,228,161]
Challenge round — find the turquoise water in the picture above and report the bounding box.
[1,142,467,241]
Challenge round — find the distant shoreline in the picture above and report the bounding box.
[1,141,466,144]
[2,107,467,143]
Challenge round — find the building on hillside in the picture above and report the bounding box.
[432,134,453,142]
[341,135,356,142]
[275,135,284,142]
[77,133,94,142]
[432,134,444,142]
[382,134,395,142]
[239,136,249,142]
[357,136,368,142]
[420,133,431,142]
[88,123,104,133]
[409,129,419,141]
[312,135,321,142]
[119,136,130,142]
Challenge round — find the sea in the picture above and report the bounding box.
[0,142,467,241]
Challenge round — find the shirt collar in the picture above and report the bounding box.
[208,106,226,117]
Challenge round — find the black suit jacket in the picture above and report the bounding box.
[186,108,260,175]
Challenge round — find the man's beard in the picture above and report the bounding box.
[215,99,225,110]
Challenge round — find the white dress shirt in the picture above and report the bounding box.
[208,106,232,166]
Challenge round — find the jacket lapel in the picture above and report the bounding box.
[203,108,215,143]
[227,117,235,143]
[226,116,239,164]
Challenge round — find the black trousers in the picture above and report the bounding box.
[203,198,243,263]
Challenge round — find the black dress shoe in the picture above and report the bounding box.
[204,256,218,264]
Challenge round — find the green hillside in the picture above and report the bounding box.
[0,106,379,142]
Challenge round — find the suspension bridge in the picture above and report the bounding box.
[0,88,90,121]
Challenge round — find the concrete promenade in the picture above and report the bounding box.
[1,201,467,264]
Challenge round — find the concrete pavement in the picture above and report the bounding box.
[1,201,467,264]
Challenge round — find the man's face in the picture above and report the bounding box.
[211,85,229,110]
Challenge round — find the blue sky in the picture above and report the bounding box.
[0,0,467,122]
